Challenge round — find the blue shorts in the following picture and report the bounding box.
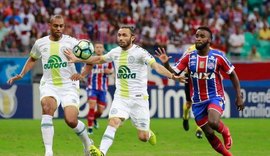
[87,89,107,106]
[192,97,225,127]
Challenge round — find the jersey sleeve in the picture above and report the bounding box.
[101,50,114,62]
[70,37,79,48]
[172,53,189,74]
[218,54,235,74]
[29,41,41,59]
[141,49,156,66]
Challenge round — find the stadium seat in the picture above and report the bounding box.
[241,32,258,59]
[258,40,270,59]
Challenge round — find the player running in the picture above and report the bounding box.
[71,42,114,134]
[156,26,244,156]
[65,25,186,156]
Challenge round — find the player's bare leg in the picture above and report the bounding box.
[41,97,57,156]
[64,106,93,156]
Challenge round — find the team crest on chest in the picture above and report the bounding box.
[199,61,205,68]
[207,62,215,70]
[128,56,135,63]
[60,46,67,53]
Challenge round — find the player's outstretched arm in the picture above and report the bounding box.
[7,57,37,85]
[64,49,105,64]
[155,47,176,74]
[229,70,245,111]
[151,62,187,83]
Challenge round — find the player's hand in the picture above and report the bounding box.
[235,95,245,111]
[70,73,84,81]
[7,74,23,85]
[155,47,171,64]
[104,68,112,75]
[64,49,80,63]
[171,74,187,83]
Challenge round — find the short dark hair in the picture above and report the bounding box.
[120,25,135,36]
[94,41,104,46]
[197,26,212,40]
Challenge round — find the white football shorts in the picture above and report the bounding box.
[39,81,80,109]
[109,95,150,131]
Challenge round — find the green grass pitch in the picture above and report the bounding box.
[0,118,269,156]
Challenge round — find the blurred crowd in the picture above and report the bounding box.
[0,0,270,61]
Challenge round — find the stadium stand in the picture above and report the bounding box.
[0,0,269,61]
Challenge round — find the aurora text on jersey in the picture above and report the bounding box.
[101,44,155,98]
[44,55,67,69]
[30,35,79,86]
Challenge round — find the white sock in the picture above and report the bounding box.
[100,125,117,155]
[73,120,93,150]
[41,115,54,155]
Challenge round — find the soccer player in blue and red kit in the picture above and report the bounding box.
[156,26,244,156]
[71,42,114,134]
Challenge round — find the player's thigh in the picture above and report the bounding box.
[192,101,209,127]
[40,84,60,107]
[207,98,224,124]
[40,96,58,115]
[130,98,150,131]
[108,97,129,120]
[60,85,80,109]
[63,105,79,124]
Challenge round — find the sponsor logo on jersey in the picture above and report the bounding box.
[190,72,215,79]
[117,65,136,79]
[44,55,67,69]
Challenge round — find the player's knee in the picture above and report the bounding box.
[186,101,192,108]
[65,118,78,128]
[205,131,215,139]
[138,133,148,142]
[108,118,122,128]
[41,98,57,115]
[208,119,219,129]
[41,104,56,115]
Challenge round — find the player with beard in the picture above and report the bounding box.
[64,25,186,156]
[156,26,244,156]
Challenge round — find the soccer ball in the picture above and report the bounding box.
[73,40,94,60]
